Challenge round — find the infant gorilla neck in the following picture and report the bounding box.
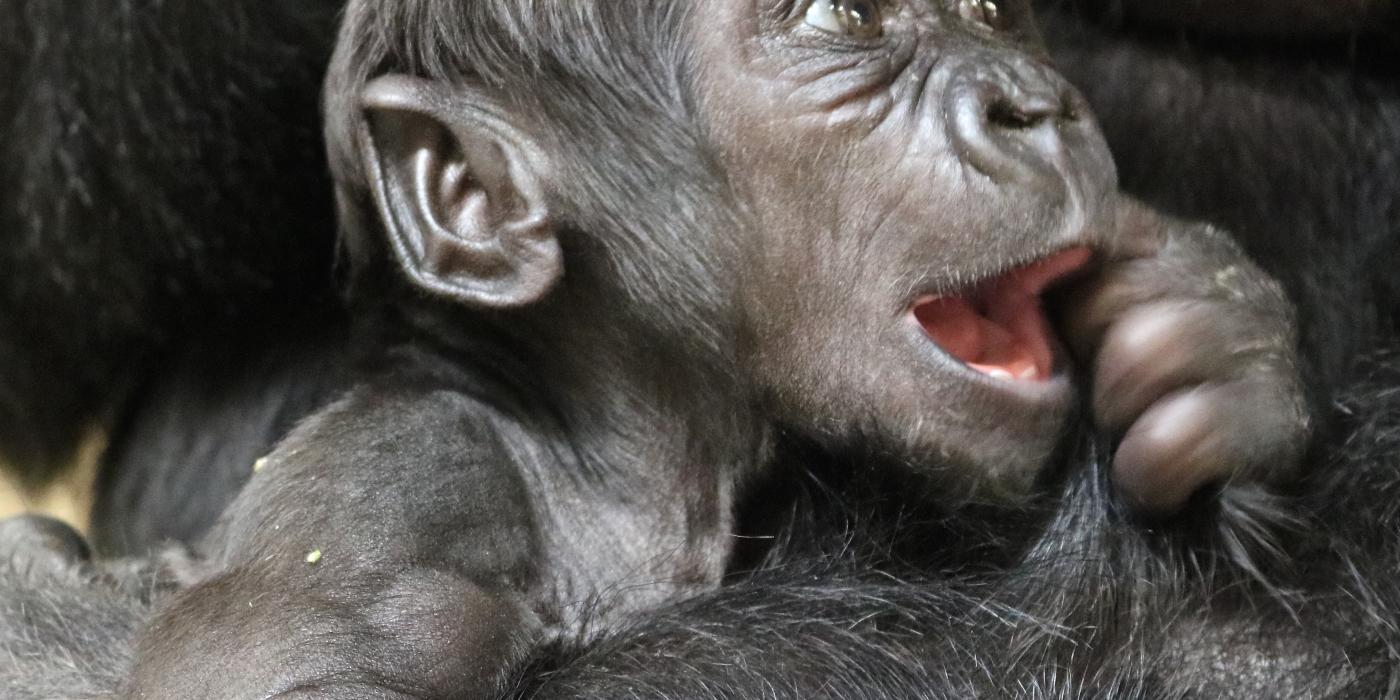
[913,247,1093,381]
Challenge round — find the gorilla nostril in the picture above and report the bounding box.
[946,64,1106,185]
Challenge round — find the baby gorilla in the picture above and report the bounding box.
[114,0,1308,697]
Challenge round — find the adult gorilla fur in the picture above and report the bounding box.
[7,371,1400,698]
[2,0,1400,698]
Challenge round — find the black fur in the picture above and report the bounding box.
[0,0,344,481]
[6,363,1400,698]
[91,309,352,556]
[512,360,1400,699]
[1038,2,1400,410]
[0,543,169,700]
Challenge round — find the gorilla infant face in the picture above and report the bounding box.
[694,0,1117,494]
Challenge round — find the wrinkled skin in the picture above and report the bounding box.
[10,1,1308,698]
[695,0,1305,509]
[702,1,1115,495]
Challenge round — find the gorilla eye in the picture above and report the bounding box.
[957,0,1002,30]
[805,0,884,40]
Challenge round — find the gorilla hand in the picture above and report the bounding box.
[1064,198,1311,514]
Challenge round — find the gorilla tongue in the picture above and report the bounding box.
[914,248,1092,382]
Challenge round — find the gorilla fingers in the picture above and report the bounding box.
[1062,198,1311,513]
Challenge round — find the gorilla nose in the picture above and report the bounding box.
[947,59,1090,184]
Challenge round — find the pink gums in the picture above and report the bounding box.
[913,247,1092,382]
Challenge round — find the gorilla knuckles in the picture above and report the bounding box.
[1062,201,1312,514]
[122,0,1307,697]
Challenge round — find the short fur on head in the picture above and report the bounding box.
[323,0,738,349]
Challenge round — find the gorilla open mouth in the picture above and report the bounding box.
[913,247,1092,382]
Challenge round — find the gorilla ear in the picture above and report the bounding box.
[360,75,561,308]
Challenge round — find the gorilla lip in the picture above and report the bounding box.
[912,247,1092,382]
